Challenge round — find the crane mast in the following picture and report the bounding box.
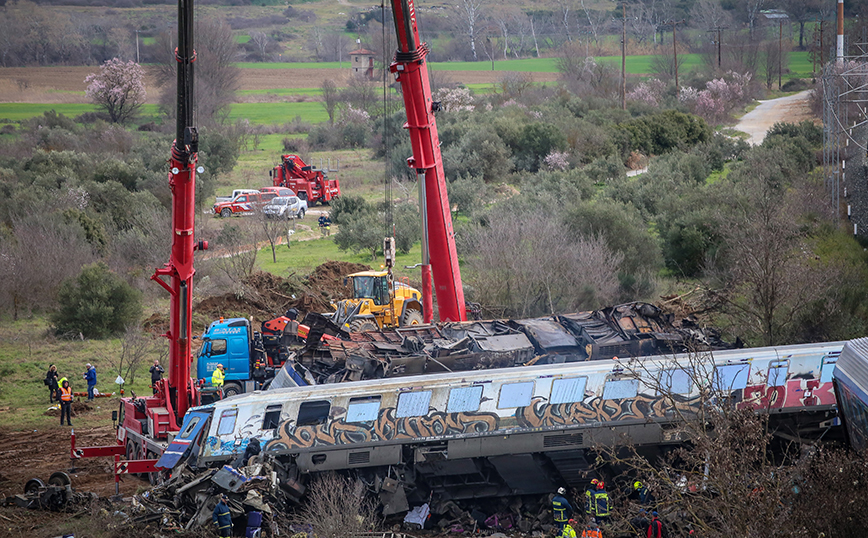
[150,0,202,424]
[389,0,466,323]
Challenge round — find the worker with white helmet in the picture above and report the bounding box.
[552,486,574,534]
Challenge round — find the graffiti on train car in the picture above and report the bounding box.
[737,378,835,411]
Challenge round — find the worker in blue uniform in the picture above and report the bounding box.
[213,494,232,537]
[593,481,610,524]
[552,486,574,533]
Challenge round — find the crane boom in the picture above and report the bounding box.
[389,0,466,323]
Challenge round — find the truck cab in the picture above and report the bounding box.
[196,318,266,397]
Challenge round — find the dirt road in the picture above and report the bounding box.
[735,90,814,145]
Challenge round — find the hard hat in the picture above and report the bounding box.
[568,519,577,527]
[557,487,566,495]
[218,364,224,368]
[590,478,599,485]
[634,480,643,490]
[597,481,605,489]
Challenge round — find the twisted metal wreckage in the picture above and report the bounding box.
[282,302,739,387]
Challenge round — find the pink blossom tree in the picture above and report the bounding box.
[84,58,146,125]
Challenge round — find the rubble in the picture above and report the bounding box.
[288,302,739,385]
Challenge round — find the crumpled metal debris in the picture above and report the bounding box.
[131,458,283,532]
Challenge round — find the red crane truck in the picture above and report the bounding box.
[71,0,204,485]
[70,0,466,483]
[269,153,340,207]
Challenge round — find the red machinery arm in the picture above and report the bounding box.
[150,0,202,422]
[389,0,466,323]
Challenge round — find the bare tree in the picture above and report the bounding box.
[579,0,608,48]
[458,0,486,61]
[341,75,378,115]
[106,322,161,389]
[210,219,260,295]
[320,79,339,124]
[650,41,687,82]
[256,208,293,264]
[461,209,622,318]
[249,31,271,61]
[287,473,376,538]
[744,0,767,38]
[781,0,821,49]
[707,150,842,346]
[690,0,732,32]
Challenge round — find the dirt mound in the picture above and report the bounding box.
[185,261,371,330]
[43,401,93,417]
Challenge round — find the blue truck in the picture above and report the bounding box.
[195,317,305,397]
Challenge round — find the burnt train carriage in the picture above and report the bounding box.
[179,341,843,512]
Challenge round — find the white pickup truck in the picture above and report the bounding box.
[214,189,259,204]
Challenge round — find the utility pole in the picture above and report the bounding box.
[621,2,627,110]
[779,20,783,89]
[820,20,824,66]
[135,29,140,64]
[710,26,726,69]
[669,20,685,95]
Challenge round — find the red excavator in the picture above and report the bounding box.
[70,0,466,483]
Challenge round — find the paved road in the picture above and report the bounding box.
[735,90,813,145]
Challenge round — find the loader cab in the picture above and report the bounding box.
[351,273,389,306]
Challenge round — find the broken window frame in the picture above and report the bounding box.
[498,381,534,408]
[217,409,237,435]
[396,390,431,418]
[347,396,381,422]
[603,378,639,400]
[262,404,282,431]
[447,386,483,413]
[551,377,588,404]
[298,400,331,426]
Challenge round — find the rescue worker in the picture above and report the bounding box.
[584,479,599,516]
[630,509,650,537]
[318,213,331,236]
[212,364,225,389]
[45,364,59,403]
[633,480,652,505]
[59,379,73,426]
[212,493,232,537]
[83,363,97,401]
[149,359,165,395]
[552,487,574,533]
[593,481,610,524]
[645,511,667,538]
[561,518,578,538]
[581,520,603,538]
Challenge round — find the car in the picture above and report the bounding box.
[213,192,278,217]
[215,189,259,204]
[259,186,295,198]
[262,196,308,220]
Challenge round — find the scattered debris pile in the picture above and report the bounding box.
[290,302,740,385]
[130,461,285,534]
[3,472,96,511]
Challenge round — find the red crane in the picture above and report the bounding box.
[71,0,205,479]
[389,0,466,323]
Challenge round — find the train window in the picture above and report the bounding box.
[448,386,483,413]
[603,379,639,400]
[217,409,237,435]
[396,391,431,418]
[767,361,789,388]
[659,369,692,395]
[298,400,330,426]
[347,396,381,422]
[713,364,750,393]
[820,355,838,384]
[179,416,201,439]
[498,382,534,408]
[551,377,588,404]
[262,405,282,431]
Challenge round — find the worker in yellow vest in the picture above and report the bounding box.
[212,364,225,390]
[59,379,73,426]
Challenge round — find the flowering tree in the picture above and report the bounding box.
[679,71,752,125]
[84,58,146,125]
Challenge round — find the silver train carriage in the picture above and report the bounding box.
[160,341,843,509]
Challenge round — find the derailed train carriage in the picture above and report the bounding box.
[159,340,843,515]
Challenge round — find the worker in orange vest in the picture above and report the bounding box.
[59,379,73,426]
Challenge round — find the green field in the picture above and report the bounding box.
[226,101,328,124]
[0,103,162,122]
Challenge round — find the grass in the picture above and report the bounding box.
[257,235,423,282]
[0,318,154,430]
[227,101,329,124]
[0,103,162,122]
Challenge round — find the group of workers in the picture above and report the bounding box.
[553,480,667,538]
[44,363,101,426]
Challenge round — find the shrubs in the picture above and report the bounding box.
[51,262,142,339]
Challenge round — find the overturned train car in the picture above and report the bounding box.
[161,340,843,514]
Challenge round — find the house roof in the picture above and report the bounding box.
[348,48,375,55]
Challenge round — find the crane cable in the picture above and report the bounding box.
[382,0,394,241]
